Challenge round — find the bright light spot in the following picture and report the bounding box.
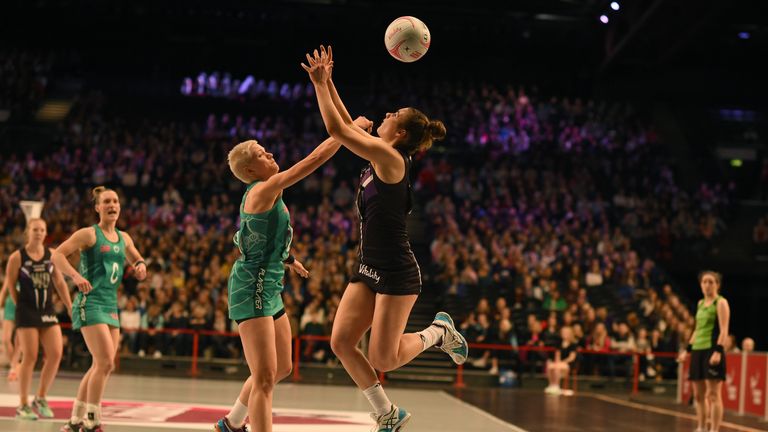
[730,159,743,168]
[738,32,750,40]
[600,15,609,24]
[611,2,620,11]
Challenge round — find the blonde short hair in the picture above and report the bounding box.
[228,140,259,184]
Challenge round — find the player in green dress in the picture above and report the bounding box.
[0,278,21,382]
[216,74,372,432]
[52,186,147,432]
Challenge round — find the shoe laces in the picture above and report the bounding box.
[441,329,463,352]
[370,406,399,430]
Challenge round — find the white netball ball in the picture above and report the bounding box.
[384,16,431,63]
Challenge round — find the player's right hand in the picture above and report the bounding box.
[72,274,92,294]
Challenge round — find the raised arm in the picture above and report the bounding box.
[53,227,95,293]
[3,251,21,304]
[259,137,342,199]
[303,46,401,169]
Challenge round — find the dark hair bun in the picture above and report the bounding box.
[427,120,446,141]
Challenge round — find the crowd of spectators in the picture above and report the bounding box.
[0,74,739,376]
[181,72,315,104]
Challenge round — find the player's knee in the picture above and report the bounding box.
[369,350,397,372]
[94,356,115,374]
[706,388,719,402]
[330,333,354,358]
[251,370,277,394]
[21,351,38,367]
[277,361,292,381]
[694,389,706,402]
[46,347,63,363]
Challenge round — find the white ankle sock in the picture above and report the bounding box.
[363,383,392,416]
[85,403,101,426]
[226,398,248,427]
[70,400,86,424]
[417,324,444,350]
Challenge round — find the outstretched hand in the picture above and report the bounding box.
[301,45,333,84]
[287,260,310,278]
[353,116,374,133]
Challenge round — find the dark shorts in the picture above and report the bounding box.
[689,348,726,381]
[350,260,422,296]
[235,308,286,325]
[16,302,58,328]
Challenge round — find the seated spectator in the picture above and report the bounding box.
[138,304,165,358]
[742,337,755,353]
[545,326,578,395]
[724,335,740,353]
[611,322,637,378]
[119,297,142,354]
[587,322,611,376]
[543,286,567,313]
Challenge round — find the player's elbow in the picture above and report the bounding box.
[325,122,344,139]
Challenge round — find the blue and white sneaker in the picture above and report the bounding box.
[371,405,411,432]
[214,417,248,432]
[432,311,469,365]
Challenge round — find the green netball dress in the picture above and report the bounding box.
[2,293,15,322]
[228,182,293,321]
[71,225,125,330]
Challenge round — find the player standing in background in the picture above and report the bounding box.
[53,187,147,432]
[678,271,730,432]
[3,218,72,420]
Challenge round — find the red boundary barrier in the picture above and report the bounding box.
[58,324,685,398]
[56,322,768,419]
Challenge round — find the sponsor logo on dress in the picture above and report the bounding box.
[25,260,32,266]
[254,268,266,310]
[41,315,58,323]
[100,245,111,253]
[113,246,120,253]
[110,313,119,320]
[358,264,381,284]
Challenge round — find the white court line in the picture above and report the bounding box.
[584,393,767,432]
[438,391,529,432]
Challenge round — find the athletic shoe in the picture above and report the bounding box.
[79,424,104,432]
[432,312,468,365]
[214,417,249,432]
[544,385,562,395]
[60,421,83,432]
[16,405,39,420]
[33,397,55,418]
[370,405,411,432]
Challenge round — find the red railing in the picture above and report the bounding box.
[57,325,678,396]
[55,324,768,419]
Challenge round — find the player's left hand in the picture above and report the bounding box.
[287,260,310,278]
[709,351,721,366]
[301,45,333,84]
[354,116,374,133]
[134,262,147,281]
